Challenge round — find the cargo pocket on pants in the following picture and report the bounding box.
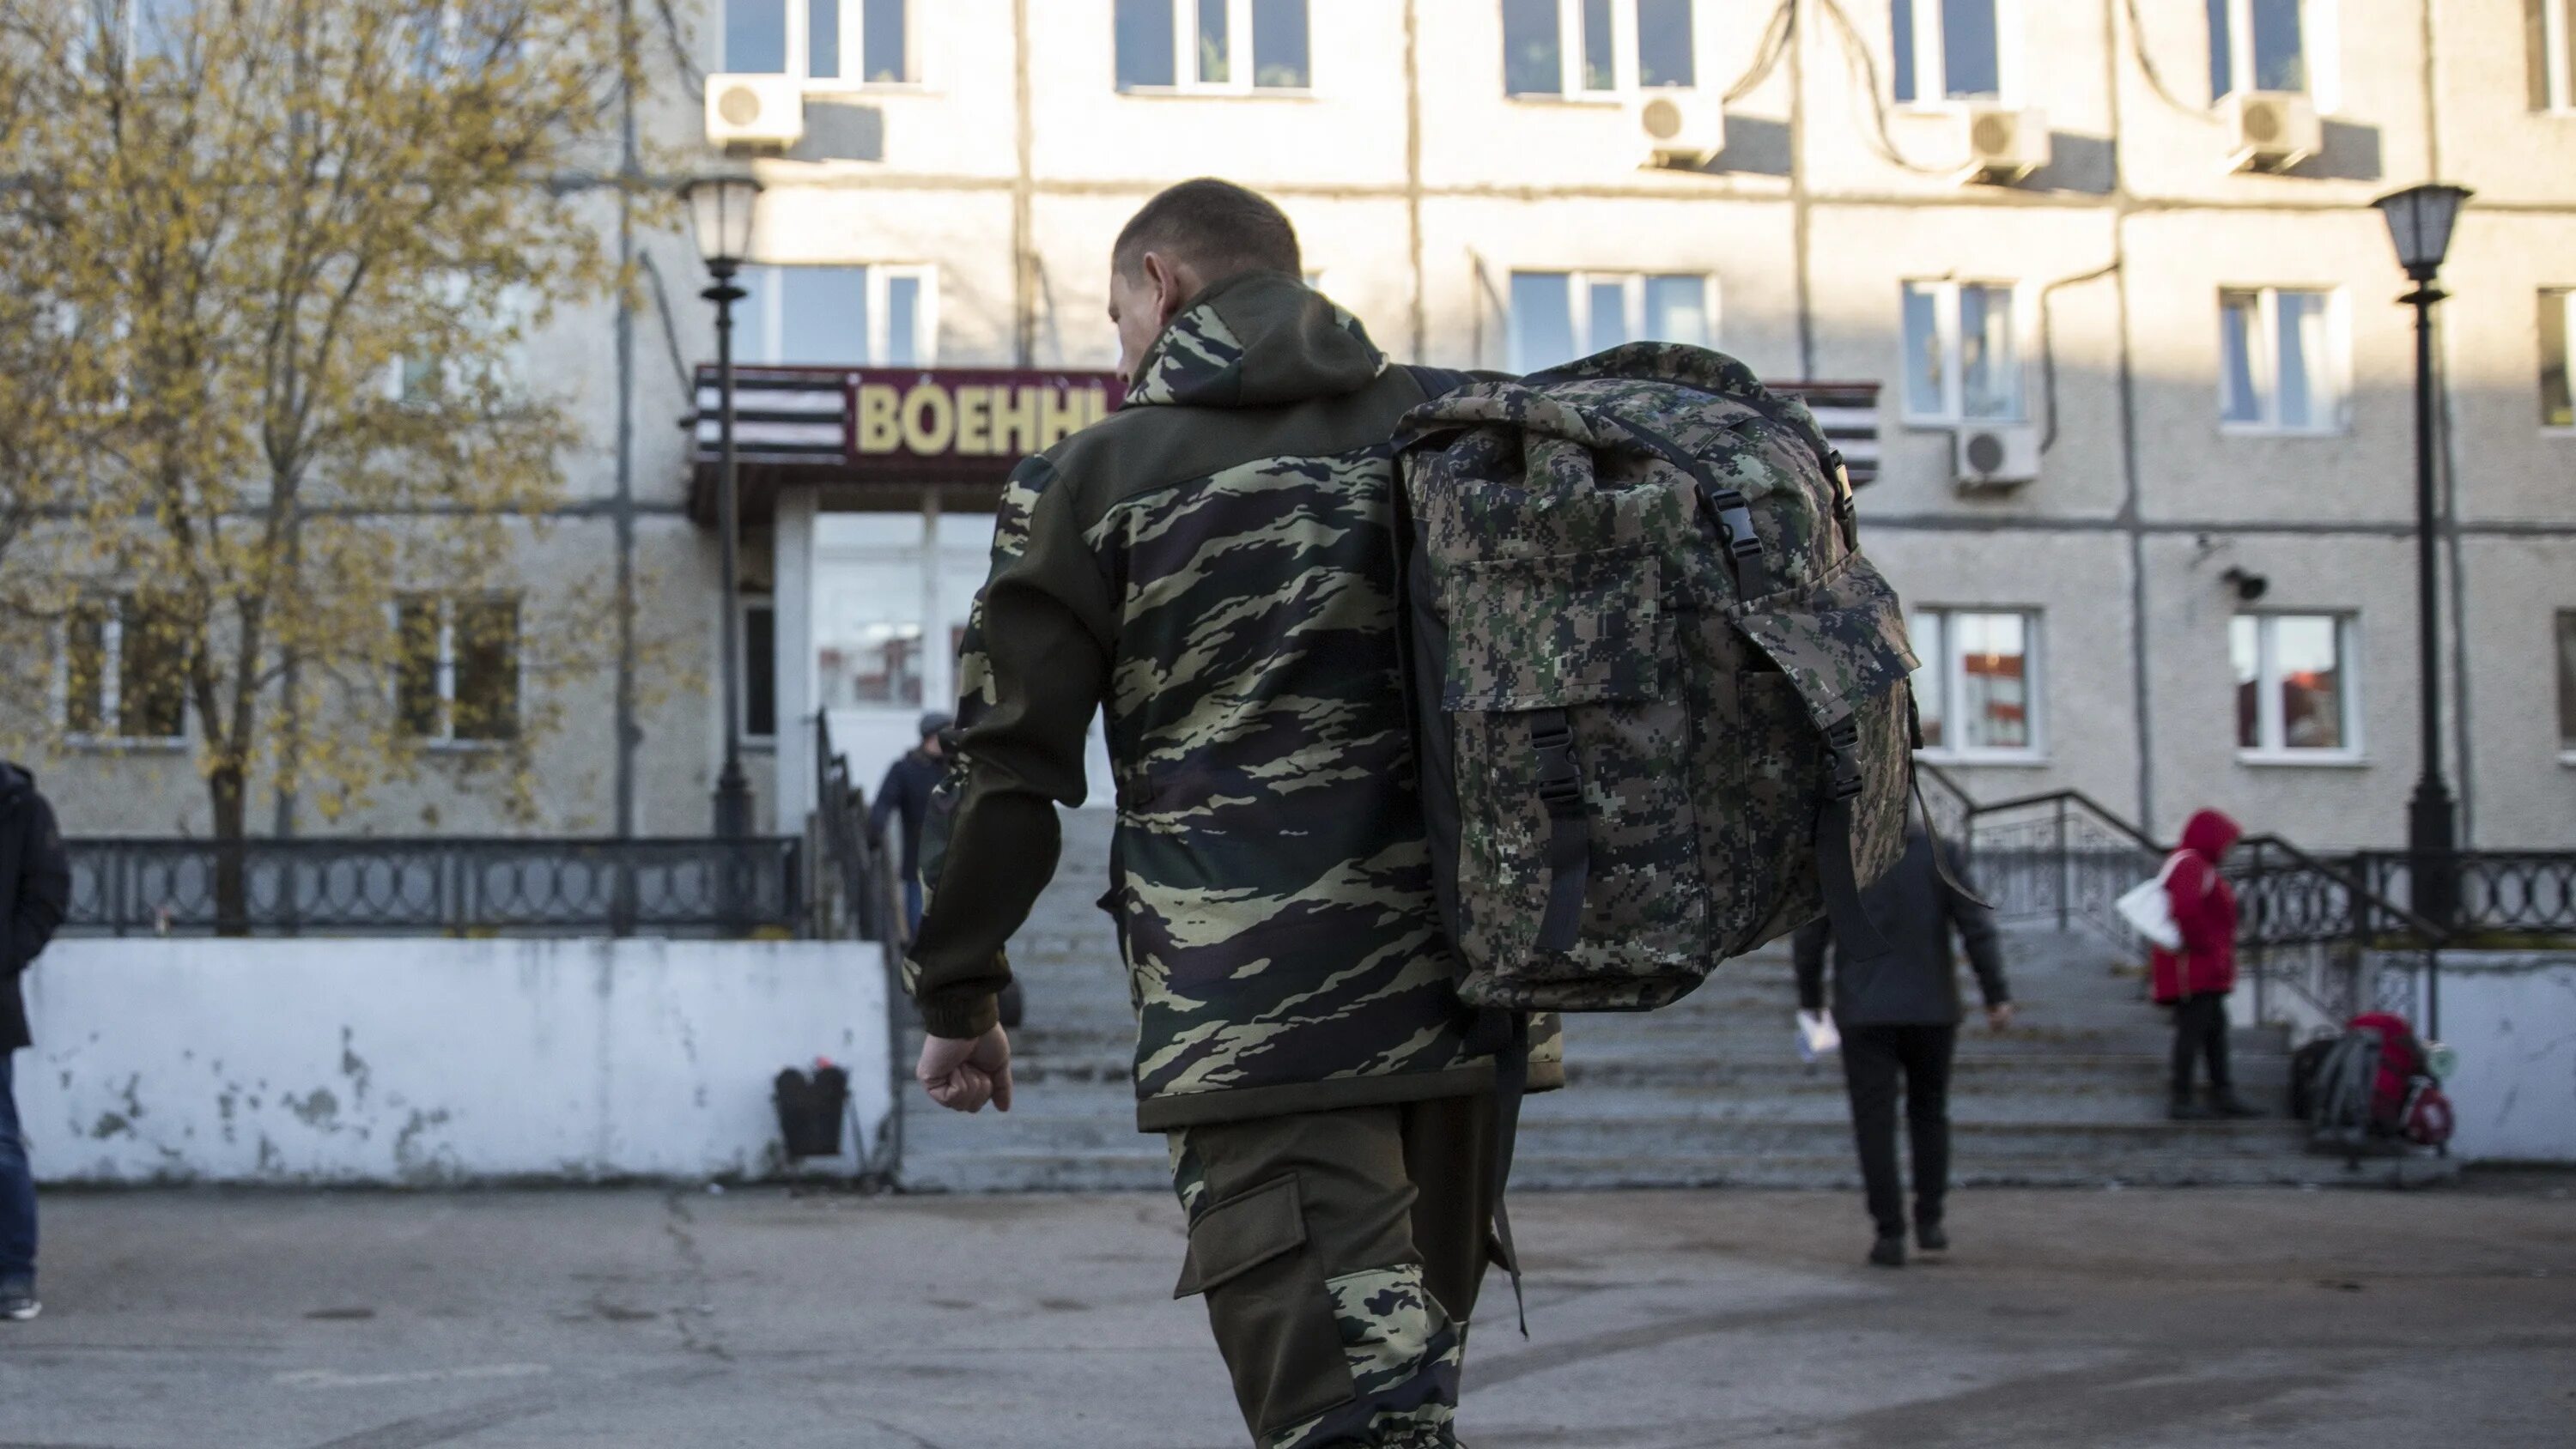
[1172,1175,1356,1438]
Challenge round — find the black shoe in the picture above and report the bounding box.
[2210,1091,2263,1119]
[2169,1097,2212,1121]
[0,1280,38,1323]
[1916,1222,1949,1253]
[1868,1234,1906,1268]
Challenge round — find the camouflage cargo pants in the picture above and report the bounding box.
[1168,1094,1500,1449]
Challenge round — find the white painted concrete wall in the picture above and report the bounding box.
[2432,952,2576,1165]
[15,938,893,1185]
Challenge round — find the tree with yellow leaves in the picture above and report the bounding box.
[0,0,653,924]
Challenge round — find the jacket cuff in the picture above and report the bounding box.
[918,991,999,1040]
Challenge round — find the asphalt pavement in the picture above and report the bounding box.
[3,1175,2572,1448]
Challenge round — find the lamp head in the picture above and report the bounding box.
[681,174,764,272]
[2220,567,2269,603]
[2373,182,2471,282]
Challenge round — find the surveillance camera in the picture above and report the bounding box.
[2220,567,2269,603]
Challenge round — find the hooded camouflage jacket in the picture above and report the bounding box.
[906,271,1491,1130]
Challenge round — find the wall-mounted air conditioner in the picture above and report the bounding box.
[2222,91,2320,173]
[1953,421,2040,489]
[1958,105,2050,185]
[1631,89,1724,169]
[705,74,805,152]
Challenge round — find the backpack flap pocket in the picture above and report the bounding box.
[1441,548,1665,711]
[1439,548,1708,1009]
[1725,557,1919,954]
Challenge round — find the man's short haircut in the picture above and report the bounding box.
[1113,179,1302,285]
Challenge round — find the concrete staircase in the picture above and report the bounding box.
[896,809,2455,1192]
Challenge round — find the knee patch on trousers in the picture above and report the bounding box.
[1174,1175,1355,1438]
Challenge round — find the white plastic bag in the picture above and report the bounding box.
[1795,1009,1841,1064]
[2115,852,2189,952]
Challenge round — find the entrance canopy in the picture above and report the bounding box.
[687,366,1880,526]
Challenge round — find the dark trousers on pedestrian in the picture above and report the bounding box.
[1167,1094,1498,1449]
[2170,991,2233,1100]
[0,1052,34,1289]
[1838,1024,1956,1238]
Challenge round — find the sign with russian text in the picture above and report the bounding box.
[849,370,1121,466]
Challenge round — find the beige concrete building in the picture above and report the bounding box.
[31,0,2576,852]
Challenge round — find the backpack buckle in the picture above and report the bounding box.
[1826,718,1865,801]
[1531,713,1583,818]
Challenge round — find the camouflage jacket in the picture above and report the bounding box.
[907,271,1494,1130]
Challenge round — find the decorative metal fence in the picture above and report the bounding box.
[62,836,805,938]
[2230,836,2447,1037]
[2340,852,2576,939]
[1916,764,2459,1039]
[1915,767,2162,955]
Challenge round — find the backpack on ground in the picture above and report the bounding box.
[2306,1028,2384,1155]
[2308,1013,2455,1157]
[1393,343,1918,1015]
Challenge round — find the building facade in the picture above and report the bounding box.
[28,0,2576,852]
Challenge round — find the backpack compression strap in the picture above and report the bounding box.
[1598,413,1774,600]
[1530,710,1588,955]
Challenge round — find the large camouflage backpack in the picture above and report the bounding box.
[1393,343,1919,1013]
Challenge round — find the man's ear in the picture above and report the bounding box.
[1142,251,1192,328]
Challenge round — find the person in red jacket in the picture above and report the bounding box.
[2150,809,2261,1120]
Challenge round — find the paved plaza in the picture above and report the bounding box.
[2,1177,2571,1448]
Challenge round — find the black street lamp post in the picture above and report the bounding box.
[683,174,764,847]
[2373,181,2472,931]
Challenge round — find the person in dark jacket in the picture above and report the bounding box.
[1,761,70,1322]
[2149,808,2259,1120]
[869,711,950,936]
[1795,820,2012,1269]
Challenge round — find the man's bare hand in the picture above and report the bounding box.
[917,1025,1014,1114]
[1987,1003,2017,1033]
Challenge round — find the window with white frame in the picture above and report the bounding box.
[2543,288,2573,429]
[1508,270,1713,372]
[2533,0,2576,110]
[2557,610,2576,757]
[396,596,521,744]
[385,274,538,408]
[1116,0,1310,92]
[2220,287,2343,433]
[2233,612,2355,757]
[63,595,188,742]
[2208,0,2311,99]
[725,0,914,85]
[1906,609,2042,758]
[1900,280,2023,423]
[1501,0,1696,98]
[1892,0,2008,103]
[733,266,936,367]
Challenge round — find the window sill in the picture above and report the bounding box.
[803,81,939,98]
[1915,750,2050,767]
[2541,426,2576,439]
[2559,751,2576,767]
[1901,414,2028,431]
[2236,750,2367,768]
[65,736,189,754]
[2220,422,2347,439]
[416,738,518,755]
[1503,91,1625,107]
[1115,85,1316,100]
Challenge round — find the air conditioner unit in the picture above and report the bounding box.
[2222,90,2320,173]
[1953,421,2040,489]
[1631,89,1724,168]
[705,74,805,152]
[1958,105,2050,184]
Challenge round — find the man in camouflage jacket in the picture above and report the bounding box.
[906,179,1505,1448]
